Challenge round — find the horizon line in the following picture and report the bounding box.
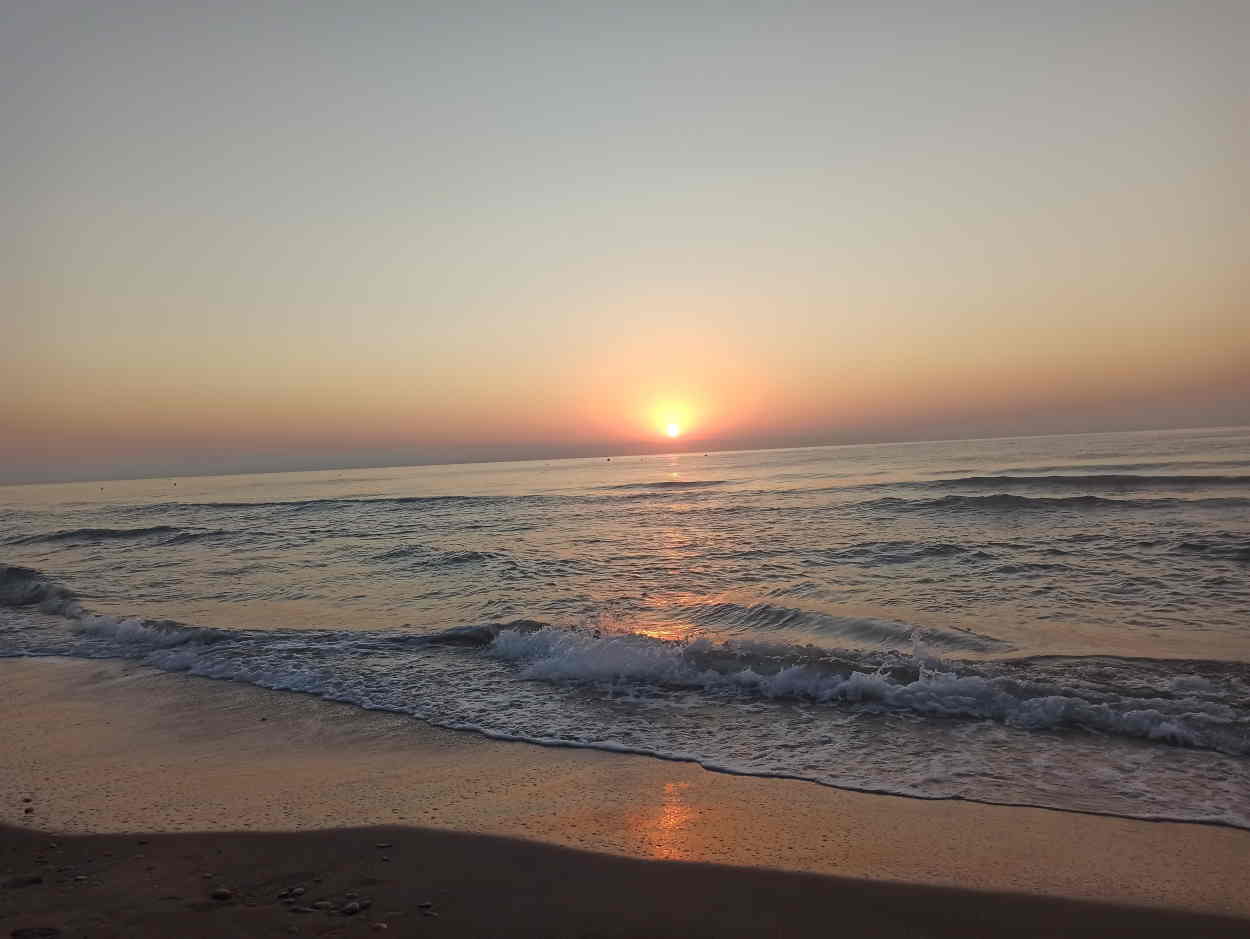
[5,421,1247,489]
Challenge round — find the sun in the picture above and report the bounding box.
[648,398,696,441]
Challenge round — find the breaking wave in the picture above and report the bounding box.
[485,627,1250,755]
[4,563,1244,763]
[0,565,81,616]
[74,613,236,648]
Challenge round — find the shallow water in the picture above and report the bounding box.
[3,427,1249,826]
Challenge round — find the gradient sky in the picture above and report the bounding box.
[4,1,1248,483]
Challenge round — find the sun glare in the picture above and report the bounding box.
[649,398,696,441]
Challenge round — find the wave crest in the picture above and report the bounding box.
[682,601,1008,652]
[863,494,1248,512]
[928,473,1250,490]
[0,565,81,616]
[487,626,1250,755]
[74,614,233,648]
[600,480,728,491]
[6,526,182,545]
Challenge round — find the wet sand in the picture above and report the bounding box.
[3,657,1248,937]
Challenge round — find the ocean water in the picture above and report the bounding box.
[3,427,1249,828]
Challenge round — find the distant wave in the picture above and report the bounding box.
[157,529,237,546]
[982,460,1250,475]
[600,479,728,491]
[124,494,532,513]
[861,494,1249,512]
[990,562,1075,575]
[372,545,506,568]
[922,474,1250,490]
[371,544,434,561]
[814,541,992,566]
[6,526,237,547]
[121,487,721,515]
[6,525,181,545]
[1173,537,1250,563]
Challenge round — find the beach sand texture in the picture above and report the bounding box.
[3,657,1248,937]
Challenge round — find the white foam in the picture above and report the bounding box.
[492,627,691,683]
[4,604,1247,831]
[75,614,212,648]
[486,627,1250,755]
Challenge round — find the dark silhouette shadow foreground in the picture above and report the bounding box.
[2,823,1245,937]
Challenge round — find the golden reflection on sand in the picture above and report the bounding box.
[632,781,697,860]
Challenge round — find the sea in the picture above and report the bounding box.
[3,426,1248,828]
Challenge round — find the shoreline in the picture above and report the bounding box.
[3,657,1249,934]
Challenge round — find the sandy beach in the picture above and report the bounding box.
[7,0,1249,931]
[2,657,1248,937]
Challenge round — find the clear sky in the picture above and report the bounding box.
[4,1,1248,483]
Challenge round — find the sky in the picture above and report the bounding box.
[4,1,1248,483]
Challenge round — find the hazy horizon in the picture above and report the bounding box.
[6,2,1248,485]
[4,420,1247,488]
